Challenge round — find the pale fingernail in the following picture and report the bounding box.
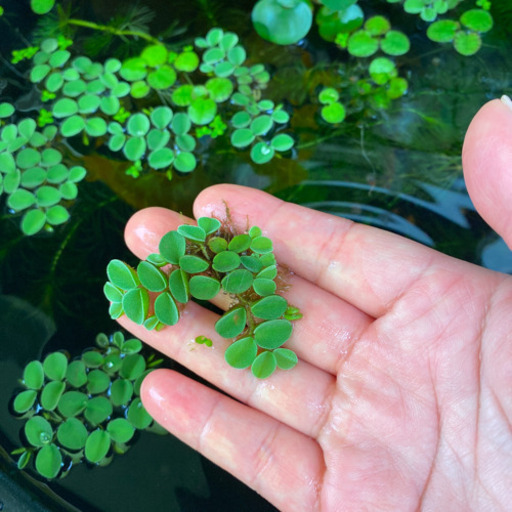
[501,95,512,111]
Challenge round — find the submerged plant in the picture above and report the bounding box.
[10,331,164,479]
[104,216,302,379]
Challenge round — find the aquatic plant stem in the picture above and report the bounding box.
[66,18,161,45]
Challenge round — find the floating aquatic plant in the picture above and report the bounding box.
[104,216,302,379]
[10,331,164,479]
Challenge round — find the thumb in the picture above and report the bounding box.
[462,97,512,247]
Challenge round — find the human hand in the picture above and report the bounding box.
[116,98,512,511]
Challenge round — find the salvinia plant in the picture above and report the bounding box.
[251,0,494,123]
[104,217,302,379]
[10,331,165,480]
[1,21,294,235]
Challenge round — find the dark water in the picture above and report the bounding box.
[1,0,511,510]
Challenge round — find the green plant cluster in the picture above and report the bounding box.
[251,0,494,123]
[104,216,302,379]
[10,331,164,479]
[426,8,494,55]
[22,28,292,178]
[0,101,87,235]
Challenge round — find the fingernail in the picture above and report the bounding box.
[501,95,512,111]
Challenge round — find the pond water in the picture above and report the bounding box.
[0,0,511,510]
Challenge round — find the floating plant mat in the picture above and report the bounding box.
[1,0,512,511]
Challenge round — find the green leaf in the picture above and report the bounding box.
[7,189,36,211]
[62,79,87,97]
[13,390,38,414]
[141,44,168,66]
[46,205,70,225]
[16,148,41,169]
[127,113,150,137]
[154,291,180,325]
[60,115,85,137]
[159,230,186,264]
[148,148,174,169]
[251,351,277,379]
[82,350,104,368]
[228,234,251,253]
[168,268,189,303]
[25,416,53,447]
[147,66,177,90]
[20,167,46,188]
[221,269,253,294]
[460,9,493,33]
[107,418,135,444]
[87,369,111,394]
[147,129,171,151]
[198,216,221,235]
[253,278,277,296]
[85,429,111,463]
[120,354,146,380]
[45,72,64,92]
[66,360,87,388]
[119,57,147,81]
[270,133,294,152]
[174,152,196,172]
[215,307,247,338]
[85,117,107,137]
[208,236,228,253]
[254,319,292,349]
[231,128,254,148]
[57,418,88,450]
[84,396,113,426]
[172,85,194,107]
[364,15,390,36]
[123,136,146,161]
[240,255,263,273]
[427,19,458,43]
[206,77,233,102]
[122,288,150,324]
[30,64,51,83]
[212,251,241,272]
[189,275,221,300]
[137,260,167,292]
[171,113,191,135]
[110,379,134,406]
[21,208,46,235]
[321,102,346,124]
[257,265,277,279]
[122,338,143,354]
[127,398,153,429]
[176,134,196,152]
[347,30,379,57]
[40,381,65,411]
[250,115,273,136]
[227,46,246,66]
[43,352,68,381]
[188,98,217,125]
[453,31,481,56]
[59,182,78,200]
[250,142,275,164]
[250,235,273,254]
[177,224,206,242]
[174,51,200,72]
[251,294,288,320]
[0,102,15,118]
[150,106,173,129]
[23,360,44,389]
[18,118,37,140]
[57,391,88,417]
[252,0,313,45]
[35,444,62,479]
[107,259,140,290]
[98,96,121,117]
[224,336,258,369]
[178,255,209,274]
[31,0,55,15]
[380,31,410,56]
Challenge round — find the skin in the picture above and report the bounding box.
[117,99,512,511]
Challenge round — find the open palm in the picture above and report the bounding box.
[116,99,512,511]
